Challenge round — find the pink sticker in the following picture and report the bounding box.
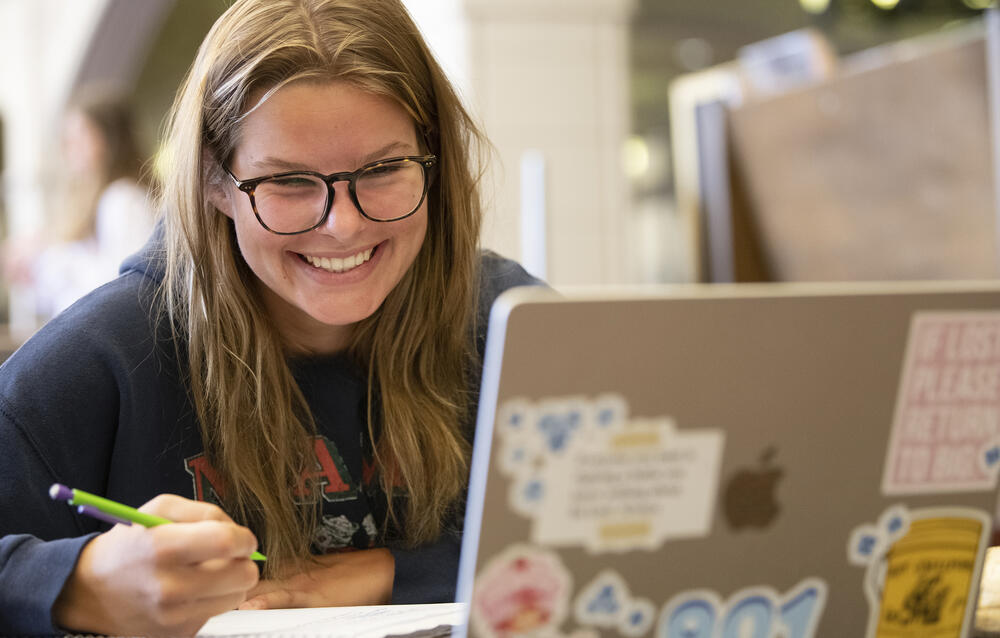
[471,545,572,638]
[883,313,1000,494]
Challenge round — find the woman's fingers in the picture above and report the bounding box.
[148,520,259,566]
[138,494,234,523]
[152,556,260,606]
[186,555,261,598]
[237,548,395,610]
[239,588,312,610]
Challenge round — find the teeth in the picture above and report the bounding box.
[305,248,373,273]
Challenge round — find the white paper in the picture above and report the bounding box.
[196,602,465,638]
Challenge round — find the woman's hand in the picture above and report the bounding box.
[239,547,394,609]
[53,494,260,637]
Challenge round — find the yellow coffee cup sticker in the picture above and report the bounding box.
[848,505,990,638]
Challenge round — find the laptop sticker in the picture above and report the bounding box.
[847,505,911,567]
[883,312,1000,495]
[621,600,656,637]
[496,395,724,552]
[471,544,572,638]
[848,504,990,638]
[573,570,655,637]
[656,578,827,638]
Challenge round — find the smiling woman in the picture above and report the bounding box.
[0,1,542,636]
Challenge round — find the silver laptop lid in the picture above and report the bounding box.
[457,282,1000,638]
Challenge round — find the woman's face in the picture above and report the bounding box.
[213,80,428,353]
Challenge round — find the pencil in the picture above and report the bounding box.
[49,483,267,561]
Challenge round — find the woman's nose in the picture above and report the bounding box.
[315,182,365,238]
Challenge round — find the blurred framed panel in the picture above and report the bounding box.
[723,25,998,281]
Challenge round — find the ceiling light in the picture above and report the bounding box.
[799,0,832,14]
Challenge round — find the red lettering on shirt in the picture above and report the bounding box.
[184,454,228,505]
[294,436,357,502]
[186,436,359,505]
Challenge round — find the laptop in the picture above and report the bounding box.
[455,282,1000,638]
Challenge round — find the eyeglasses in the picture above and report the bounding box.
[224,155,437,235]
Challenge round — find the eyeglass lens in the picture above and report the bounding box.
[253,159,426,233]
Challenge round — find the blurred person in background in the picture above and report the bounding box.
[4,86,155,320]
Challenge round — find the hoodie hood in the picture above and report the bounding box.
[119,219,167,284]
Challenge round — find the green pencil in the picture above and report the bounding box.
[49,483,266,561]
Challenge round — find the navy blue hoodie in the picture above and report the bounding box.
[0,231,540,636]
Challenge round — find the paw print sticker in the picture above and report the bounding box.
[621,599,655,637]
[985,445,1000,468]
[575,570,654,637]
[586,583,623,617]
[592,394,627,430]
[847,524,883,566]
[976,441,1000,478]
[857,534,877,557]
[537,410,582,453]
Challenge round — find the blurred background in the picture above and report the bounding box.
[0,0,995,343]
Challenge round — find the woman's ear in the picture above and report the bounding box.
[207,180,235,221]
[203,148,235,220]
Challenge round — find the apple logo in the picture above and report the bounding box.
[722,446,783,531]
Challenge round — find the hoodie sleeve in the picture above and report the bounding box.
[0,534,96,636]
[0,281,136,637]
[0,404,100,636]
[389,531,461,604]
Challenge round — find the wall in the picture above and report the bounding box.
[409,0,637,285]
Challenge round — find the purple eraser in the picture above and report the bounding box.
[49,483,73,502]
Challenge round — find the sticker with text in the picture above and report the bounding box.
[497,395,724,552]
[573,570,655,637]
[471,545,573,638]
[883,312,1000,494]
[656,578,827,638]
[848,505,990,637]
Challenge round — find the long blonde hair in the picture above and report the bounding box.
[157,0,485,574]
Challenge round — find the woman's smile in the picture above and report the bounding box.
[300,245,376,274]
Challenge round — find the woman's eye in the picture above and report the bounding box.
[365,164,404,177]
[269,176,315,188]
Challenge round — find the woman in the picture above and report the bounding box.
[5,88,155,320]
[0,0,539,635]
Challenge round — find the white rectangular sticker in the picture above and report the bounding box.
[496,395,724,553]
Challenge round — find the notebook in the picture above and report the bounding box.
[194,602,463,637]
[455,281,1000,638]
